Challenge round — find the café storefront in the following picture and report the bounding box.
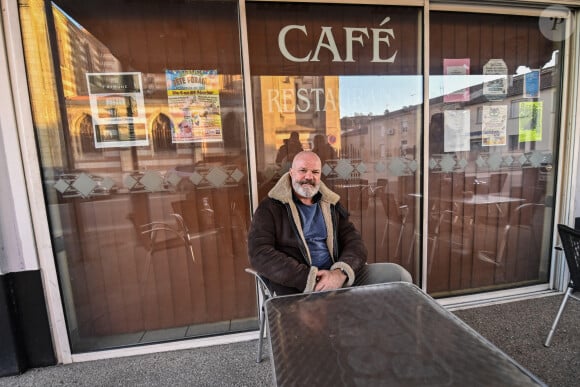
[1,0,579,368]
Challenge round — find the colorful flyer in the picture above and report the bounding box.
[86,72,148,148]
[524,70,540,98]
[444,110,471,152]
[519,101,543,142]
[482,105,507,146]
[166,70,223,143]
[443,58,470,103]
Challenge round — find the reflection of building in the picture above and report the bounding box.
[53,7,122,98]
[53,7,244,177]
[255,75,341,163]
[340,66,558,168]
[341,107,420,161]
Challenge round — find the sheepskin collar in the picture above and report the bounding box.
[268,172,340,205]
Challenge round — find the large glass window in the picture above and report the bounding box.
[20,0,254,352]
[427,11,562,296]
[247,2,423,279]
[17,0,570,354]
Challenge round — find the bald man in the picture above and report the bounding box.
[248,151,411,295]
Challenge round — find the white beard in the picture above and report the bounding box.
[293,181,320,198]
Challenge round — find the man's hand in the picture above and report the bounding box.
[314,269,347,291]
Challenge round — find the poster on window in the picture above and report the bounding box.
[444,110,470,152]
[524,70,540,98]
[443,58,470,103]
[483,59,508,101]
[519,101,543,142]
[86,72,148,148]
[165,70,223,143]
[482,105,507,146]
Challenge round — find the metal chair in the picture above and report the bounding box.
[245,268,275,362]
[544,224,580,347]
[478,202,545,266]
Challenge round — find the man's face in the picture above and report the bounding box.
[290,153,322,199]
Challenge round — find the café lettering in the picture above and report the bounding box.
[278,16,397,63]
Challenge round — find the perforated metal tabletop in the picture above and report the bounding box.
[265,282,545,386]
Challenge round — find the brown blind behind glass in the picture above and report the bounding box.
[54,0,241,74]
[430,12,559,75]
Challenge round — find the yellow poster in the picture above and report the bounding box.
[165,70,223,143]
[519,101,543,142]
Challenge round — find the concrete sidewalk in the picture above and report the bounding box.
[1,293,578,386]
[0,340,273,387]
[454,293,580,387]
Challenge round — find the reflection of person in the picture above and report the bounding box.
[276,131,303,164]
[429,112,444,155]
[312,134,337,164]
[248,151,412,295]
[296,298,328,333]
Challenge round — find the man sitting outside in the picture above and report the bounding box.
[248,151,412,295]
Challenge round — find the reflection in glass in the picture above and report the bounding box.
[20,0,255,353]
[252,73,424,280]
[427,11,562,296]
[247,2,424,284]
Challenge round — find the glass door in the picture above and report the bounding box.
[427,11,563,296]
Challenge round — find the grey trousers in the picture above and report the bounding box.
[353,262,413,286]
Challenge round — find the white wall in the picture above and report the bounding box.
[0,7,38,273]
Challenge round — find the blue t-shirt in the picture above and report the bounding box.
[296,201,332,269]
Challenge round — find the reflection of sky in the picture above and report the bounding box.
[339,75,495,117]
[339,76,422,118]
[339,52,557,118]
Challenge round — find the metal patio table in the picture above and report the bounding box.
[265,282,545,386]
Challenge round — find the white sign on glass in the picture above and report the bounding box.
[444,110,471,152]
[86,72,148,148]
[482,105,507,146]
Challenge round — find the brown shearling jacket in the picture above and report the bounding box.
[247,172,367,295]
